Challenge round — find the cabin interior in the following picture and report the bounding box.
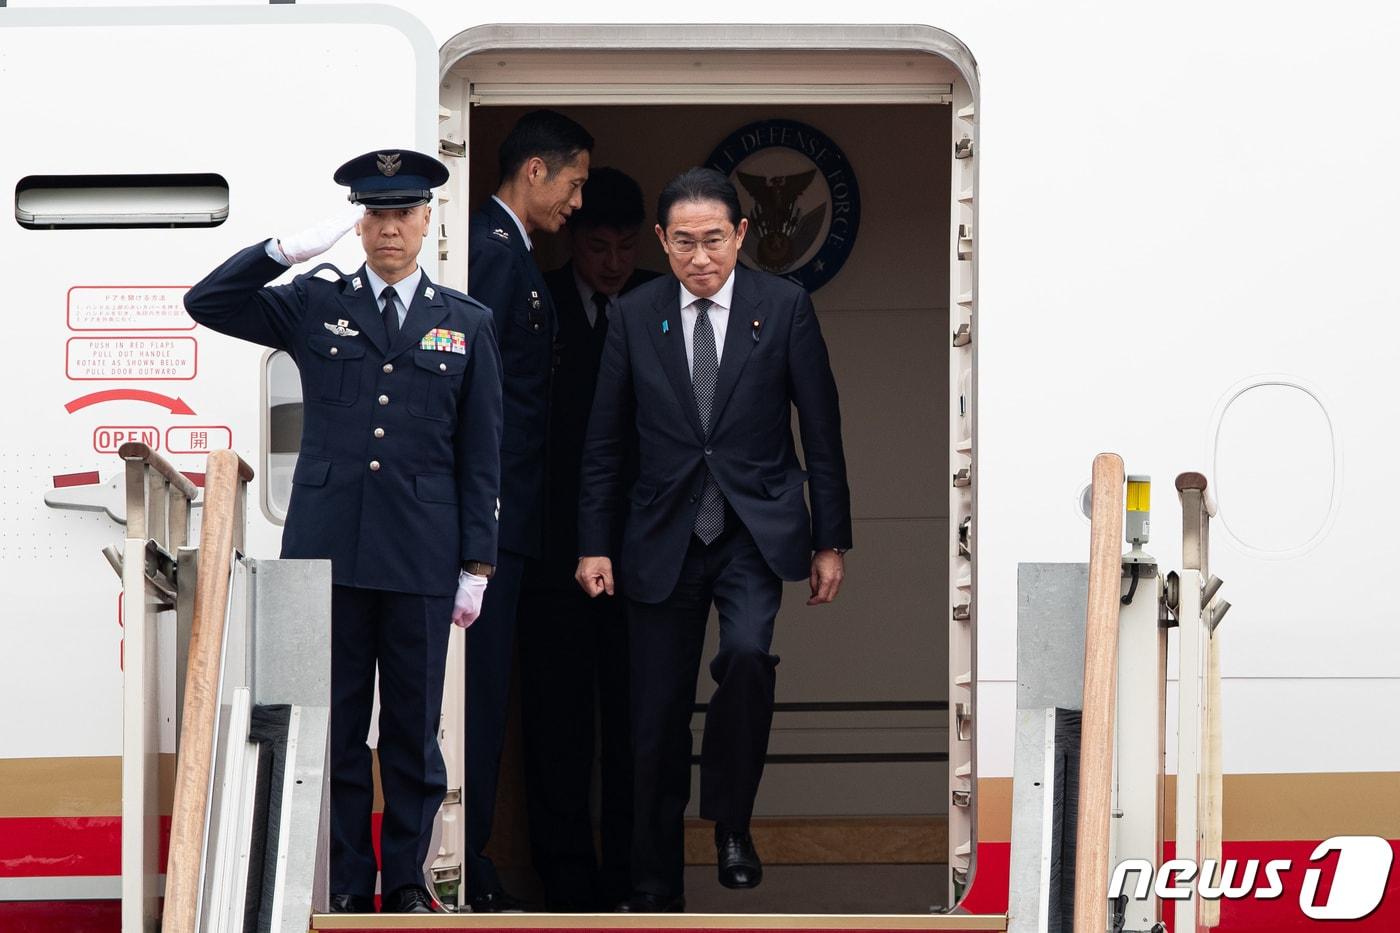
[449,46,956,912]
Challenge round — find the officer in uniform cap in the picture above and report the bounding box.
[184,148,503,915]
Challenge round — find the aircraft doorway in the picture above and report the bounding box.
[442,36,971,913]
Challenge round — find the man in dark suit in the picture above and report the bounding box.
[520,167,658,911]
[576,168,852,912]
[184,149,502,915]
[464,109,593,912]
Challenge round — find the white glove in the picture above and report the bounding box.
[274,204,366,264]
[452,571,489,628]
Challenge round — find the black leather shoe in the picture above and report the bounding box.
[616,892,685,912]
[717,830,763,889]
[469,889,527,913]
[382,885,439,914]
[328,893,375,913]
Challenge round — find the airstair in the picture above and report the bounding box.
[115,443,330,933]
[1007,456,1229,933]
[113,444,1223,932]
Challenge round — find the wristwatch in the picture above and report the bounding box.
[463,560,495,579]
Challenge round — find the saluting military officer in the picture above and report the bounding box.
[461,109,593,913]
[184,149,503,915]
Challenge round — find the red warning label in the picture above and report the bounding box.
[66,337,197,381]
[93,426,160,453]
[67,287,194,331]
[165,425,232,454]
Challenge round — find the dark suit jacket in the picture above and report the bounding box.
[539,262,659,573]
[578,265,852,604]
[184,242,503,596]
[468,198,556,559]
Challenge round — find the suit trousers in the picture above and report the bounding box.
[626,520,783,898]
[464,548,526,895]
[518,574,633,910]
[330,585,453,896]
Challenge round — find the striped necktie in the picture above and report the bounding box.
[691,298,724,543]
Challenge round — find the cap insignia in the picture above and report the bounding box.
[377,153,402,177]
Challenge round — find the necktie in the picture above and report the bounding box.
[591,291,610,338]
[691,298,724,543]
[381,286,400,343]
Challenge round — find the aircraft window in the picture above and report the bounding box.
[15,173,228,229]
[1212,378,1340,558]
[261,350,302,525]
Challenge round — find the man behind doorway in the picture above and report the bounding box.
[577,167,852,912]
[520,167,659,911]
[464,109,592,912]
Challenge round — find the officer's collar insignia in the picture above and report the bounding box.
[377,152,402,177]
[424,286,435,300]
[421,328,467,354]
[324,319,360,337]
[490,227,511,242]
[351,276,363,291]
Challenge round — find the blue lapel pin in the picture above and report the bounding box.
[752,318,762,342]
[661,319,670,334]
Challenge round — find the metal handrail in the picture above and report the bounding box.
[1177,472,1223,930]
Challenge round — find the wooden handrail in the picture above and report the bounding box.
[1073,452,1125,933]
[162,451,251,933]
[118,441,200,501]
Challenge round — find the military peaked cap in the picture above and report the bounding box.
[333,149,450,208]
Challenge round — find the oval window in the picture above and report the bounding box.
[1212,378,1340,558]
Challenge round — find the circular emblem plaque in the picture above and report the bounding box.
[705,119,860,293]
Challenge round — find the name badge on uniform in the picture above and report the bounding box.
[421,327,467,354]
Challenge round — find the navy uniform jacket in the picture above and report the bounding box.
[184,242,503,597]
[578,266,853,604]
[468,198,555,560]
[538,262,658,574]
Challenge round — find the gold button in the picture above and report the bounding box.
[330,346,339,356]
[374,428,385,438]
[369,460,381,471]
[378,394,389,406]
[383,363,393,374]
[439,362,447,372]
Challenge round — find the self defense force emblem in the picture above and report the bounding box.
[377,152,402,177]
[323,319,360,337]
[705,119,861,293]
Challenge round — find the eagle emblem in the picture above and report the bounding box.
[377,153,402,177]
[737,169,826,272]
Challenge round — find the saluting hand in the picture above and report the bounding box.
[576,556,615,597]
[807,549,846,606]
[275,203,366,264]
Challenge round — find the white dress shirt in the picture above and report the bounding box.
[575,269,617,327]
[364,265,422,327]
[492,195,533,252]
[679,269,736,377]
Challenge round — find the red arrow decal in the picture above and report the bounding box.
[65,389,196,415]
